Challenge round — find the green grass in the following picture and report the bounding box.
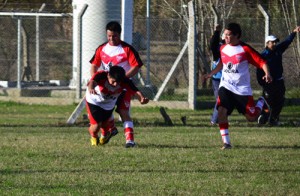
[0,101,300,195]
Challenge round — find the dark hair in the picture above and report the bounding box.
[226,23,242,38]
[109,66,125,83]
[106,21,122,34]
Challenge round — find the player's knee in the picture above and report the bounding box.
[119,110,131,121]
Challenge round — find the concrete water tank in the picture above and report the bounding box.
[72,0,121,87]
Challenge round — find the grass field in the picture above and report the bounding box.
[0,101,299,195]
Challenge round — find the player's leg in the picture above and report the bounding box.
[268,80,285,126]
[210,79,220,125]
[116,91,136,148]
[86,102,101,146]
[257,85,272,124]
[217,87,233,149]
[86,102,113,146]
[244,95,268,122]
[99,114,119,145]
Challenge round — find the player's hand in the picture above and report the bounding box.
[262,74,272,83]
[293,26,300,33]
[89,88,98,95]
[139,97,149,104]
[202,73,212,80]
[215,24,222,32]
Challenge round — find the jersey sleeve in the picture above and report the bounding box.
[123,42,144,68]
[121,78,139,95]
[89,44,106,67]
[243,43,266,69]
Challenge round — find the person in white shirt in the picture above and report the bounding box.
[205,23,272,150]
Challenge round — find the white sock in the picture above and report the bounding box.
[220,129,230,144]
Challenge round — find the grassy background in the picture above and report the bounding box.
[0,101,299,195]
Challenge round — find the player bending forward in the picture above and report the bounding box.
[205,23,272,150]
[85,66,149,147]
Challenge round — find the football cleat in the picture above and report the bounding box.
[90,137,99,146]
[99,128,119,145]
[257,96,271,124]
[125,140,136,148]
[221,143,232,150]
[258,113,267,125]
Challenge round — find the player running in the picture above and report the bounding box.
[204,23,272,150]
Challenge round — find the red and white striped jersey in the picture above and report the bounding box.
[219,42,266,95]
[85,71,137,110]
[89,41,143,74]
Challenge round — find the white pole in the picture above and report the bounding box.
[121,0,133,44]
[146,0,151,85]
[76,4,88,99]
[17,18,22,89]
[0,12,70,17]
[188,1,196,110]
[36,3,46,81]
[153,41,188,101]
[258,4,269,40]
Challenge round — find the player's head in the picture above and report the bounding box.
[106,21,122,46]
[224,23,241,45]
[265,35,279,50]
[226,23,241,38]
[107,66,126,87]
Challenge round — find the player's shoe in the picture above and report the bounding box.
[258,113,267,125]
[269,118,280,126]
[90,137,99,146]
[257,96,271,124]
[99,128,119,145]
[125,140,136,148]
[221,143,232,150]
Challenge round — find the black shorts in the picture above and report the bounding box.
[217,86,254,115]
[86,102,114,125]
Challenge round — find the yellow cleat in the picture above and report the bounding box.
[99,129,118,145]
[90,137,99,146]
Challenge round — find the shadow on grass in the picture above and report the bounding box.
[136,143,210,149]
[1,167,300,175]
[233,144,300,149]
[135,143,300,150]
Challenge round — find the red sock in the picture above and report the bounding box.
[124,127,134,141]
[89,128,98,138]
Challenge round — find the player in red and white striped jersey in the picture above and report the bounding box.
[89,21,144,148]
[205,23,272,150]
[86,66,148,146]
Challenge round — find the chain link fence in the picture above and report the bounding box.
[0,5,300,109]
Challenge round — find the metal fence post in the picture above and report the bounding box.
[17,17,22,89]
[188,1,196,110]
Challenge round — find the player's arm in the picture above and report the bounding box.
[90,64,99,77]
[87,79,97,94]
[87,71,106,94]
[134,91,149,104]
[204,60,223,79]
[123,78,149,104]
[261,64,272,83]
[126,65,140,78]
